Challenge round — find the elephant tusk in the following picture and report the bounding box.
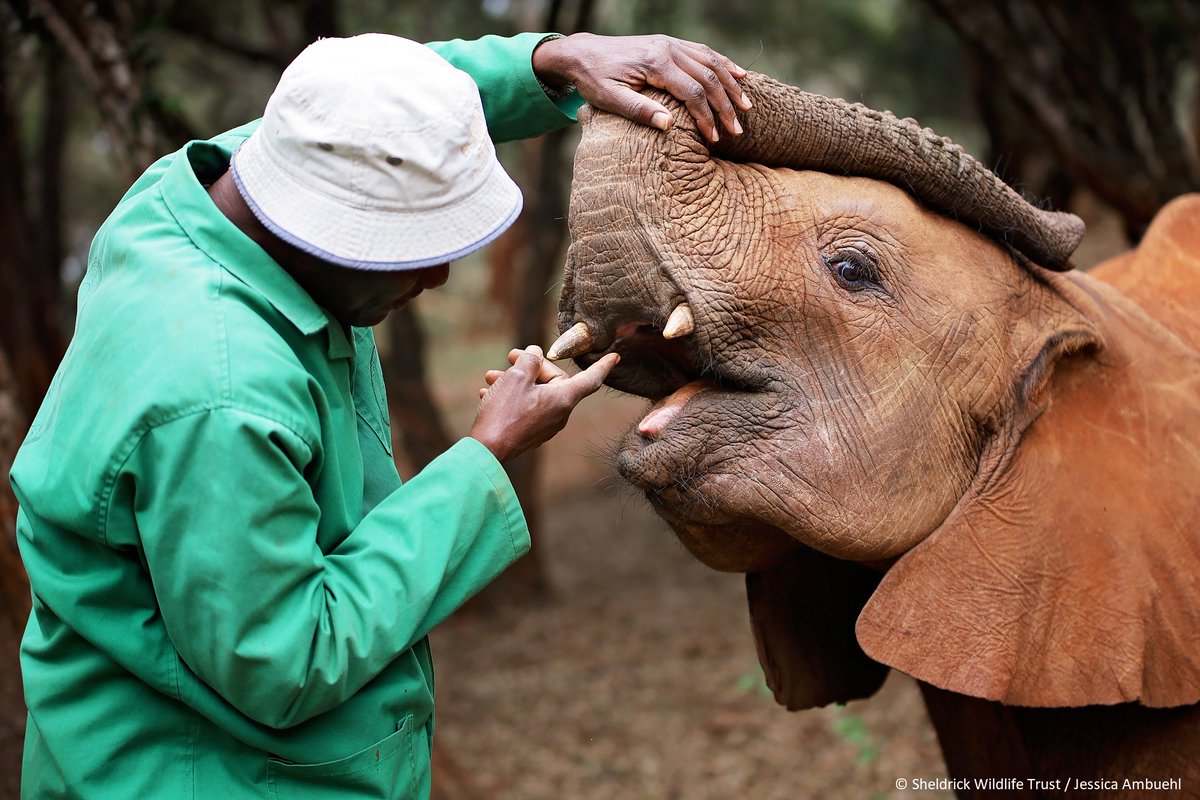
[546,322,594,361]
[663,303,695,339]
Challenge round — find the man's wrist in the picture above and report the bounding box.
[467,431,512,465]
[531,33,577,100]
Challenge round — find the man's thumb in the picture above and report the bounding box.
[603,89,672,132]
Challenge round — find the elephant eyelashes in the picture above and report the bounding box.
[824,250,881,292]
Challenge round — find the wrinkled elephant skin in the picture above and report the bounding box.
[558,74,1200,792]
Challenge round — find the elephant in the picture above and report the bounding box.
[548,72,1200,797]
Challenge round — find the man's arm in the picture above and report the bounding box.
[132,408,527,729]
[429,32,750,144]
[428,33,580,143]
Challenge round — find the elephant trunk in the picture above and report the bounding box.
[658,72,1084,270]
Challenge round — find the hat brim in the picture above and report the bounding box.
[230,133,523,271]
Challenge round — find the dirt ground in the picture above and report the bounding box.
[425,382,951,800]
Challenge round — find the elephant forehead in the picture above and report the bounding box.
[633,161,1003,298]
[784,170,919,215]
[781,172,985,260]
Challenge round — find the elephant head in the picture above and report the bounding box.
[555,73,1200,711]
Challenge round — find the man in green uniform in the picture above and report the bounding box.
[9,29,748,799]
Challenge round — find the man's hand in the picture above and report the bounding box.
[532,33,751,143]
[470,346,620,464]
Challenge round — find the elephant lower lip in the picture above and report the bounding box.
[637,380,717,440]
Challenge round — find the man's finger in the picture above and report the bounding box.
[585,84,675,131]
[644,62,720,142]
[562,352,620,402]
[681,43,751,112]
[485,370,504,385]
[508,346,544,383]
[510,347,569,383]
[677,38,748,79]
[674,53,742,137]
[508,344,569,383]
[538,360,569,383]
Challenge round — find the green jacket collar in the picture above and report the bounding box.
[160,135,354,360]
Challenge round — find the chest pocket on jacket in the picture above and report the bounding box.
[351,331,393,457]
[267,717,416,800]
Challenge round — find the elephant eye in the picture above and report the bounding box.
[824,250,880,291]
[838,261,866,283]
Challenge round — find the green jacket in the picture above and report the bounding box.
[12,34,579,800]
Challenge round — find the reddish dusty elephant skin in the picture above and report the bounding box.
[557,71,1200,795]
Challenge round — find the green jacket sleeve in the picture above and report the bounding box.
[132,408,528,729]
[427,32,584,142]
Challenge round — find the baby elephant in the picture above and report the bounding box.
[552,72,1200,796]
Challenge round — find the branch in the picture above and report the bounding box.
[161,4,290,69]
[23,0,158,175]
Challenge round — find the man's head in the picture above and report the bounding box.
[227,33,521,324]
[281,255,450,327]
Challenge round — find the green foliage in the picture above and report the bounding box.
[830,704,882,766]
[100,0,980,166]
[734,667,774,698]
[599,0,978,143]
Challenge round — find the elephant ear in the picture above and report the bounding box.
[857,267,1200,708]
[748,546,889,710]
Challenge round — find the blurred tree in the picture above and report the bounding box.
[0,12,71,792]
[383,308,456,470]
[924,0,1200,241]
[7,0,189,177]
[0,14,69,421]
[468,0,597,609]
[0,352,27,800]
[611,0,976,136]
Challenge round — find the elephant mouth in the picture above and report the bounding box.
[557,295,782,499]
[565,309,771,403]
[574,320,707,398]
[554,273,785,515]
[553,278,800,563]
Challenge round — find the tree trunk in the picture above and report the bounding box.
[383,305,454,475]
[472,130,572,607]
[469,0,596,609]
[295,0,340,42]
[924,0,1200,240]
[0,350,31,800]
[964,50,1075,215]
[13,0,160,177]
[0,32,63,420]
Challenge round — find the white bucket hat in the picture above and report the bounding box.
[231,33,522,270]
